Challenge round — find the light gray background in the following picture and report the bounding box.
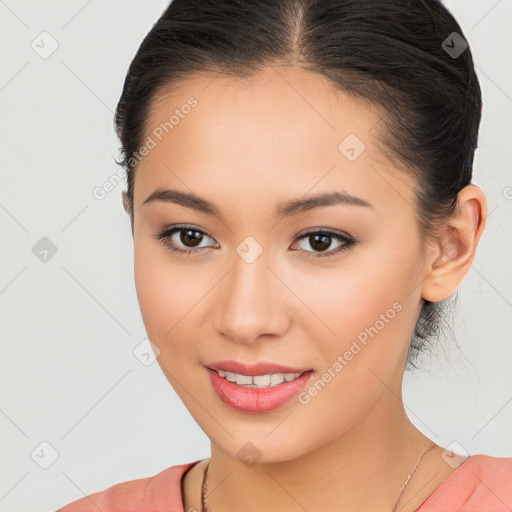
[0,1,511,511]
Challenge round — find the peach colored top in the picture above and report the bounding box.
[56,454,512,512]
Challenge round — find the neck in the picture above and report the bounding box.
[203,390,442,512]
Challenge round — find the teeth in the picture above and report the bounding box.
[216,369,303,388]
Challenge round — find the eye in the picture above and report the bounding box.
[154,225,219,255]
[290,229,356,258]
[155,225,356,259]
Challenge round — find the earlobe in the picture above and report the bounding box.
[421,185,487,303]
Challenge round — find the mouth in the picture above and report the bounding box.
[204,361,315,413]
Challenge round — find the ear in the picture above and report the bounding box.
[122,190,131,215]
[421,185,487,303]
[122,189,135,237]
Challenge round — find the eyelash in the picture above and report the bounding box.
[154,225,356,259]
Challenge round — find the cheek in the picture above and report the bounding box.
[291,241,419,339]
[133,241,209,355]
[289,241,421,387]
[287,261,418,445]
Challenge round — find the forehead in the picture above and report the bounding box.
[144,65,380,153]
[135,65,414,215]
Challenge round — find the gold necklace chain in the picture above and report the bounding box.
[201,443,436,512]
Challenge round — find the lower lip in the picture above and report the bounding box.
[206,367,314,413]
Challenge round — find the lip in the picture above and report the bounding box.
[205,362,314,413]
[205,360,312,376]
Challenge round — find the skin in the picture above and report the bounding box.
[124,65,486,512]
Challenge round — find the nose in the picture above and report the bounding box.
[213,249,290,345]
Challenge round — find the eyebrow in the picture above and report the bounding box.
[142,188,372,218]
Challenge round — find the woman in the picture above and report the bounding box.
[57,0,512,510]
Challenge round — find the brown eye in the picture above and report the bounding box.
[154,225,218,255]
[308,233,332,252]
[292,229,356,258]
[180,229,204,247]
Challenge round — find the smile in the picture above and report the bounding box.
[214,369,305,388]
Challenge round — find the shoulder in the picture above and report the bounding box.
[418,454,512,511]
[55,460,202,512]
[469,453,512,479]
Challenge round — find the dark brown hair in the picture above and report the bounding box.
[114,0,482,369]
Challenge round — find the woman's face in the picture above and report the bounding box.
[132,66,434,462]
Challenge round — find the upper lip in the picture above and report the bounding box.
[205,360,313,376]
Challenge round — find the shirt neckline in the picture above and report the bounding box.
[179,455,475,512]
